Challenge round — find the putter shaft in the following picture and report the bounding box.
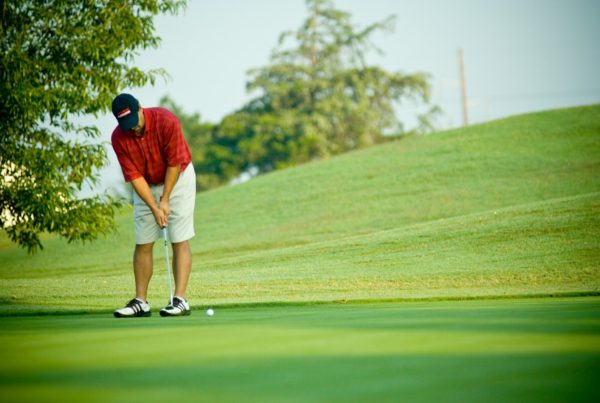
[162,227,174,305]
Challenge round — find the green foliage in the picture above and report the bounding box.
[159,0,436,190]
[221,0,434,175]
[159,96,240,191]
[0,0,186,252]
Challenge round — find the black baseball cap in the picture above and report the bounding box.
[112,93,140,130]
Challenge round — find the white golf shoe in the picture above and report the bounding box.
[160,296,191,317]
[113,298,152,318]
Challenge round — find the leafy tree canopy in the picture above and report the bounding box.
[222,0,435,174]
[0,0,186,252]
[159,96,233,192]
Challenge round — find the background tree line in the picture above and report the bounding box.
[1,0,436,252]
[163,0,438,192]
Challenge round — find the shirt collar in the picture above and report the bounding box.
[142,108,152,134]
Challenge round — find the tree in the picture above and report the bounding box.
[0,0,186,253]
[159,96,236,192]
[222,0,434,174]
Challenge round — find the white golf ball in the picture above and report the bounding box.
[206,308,214,317]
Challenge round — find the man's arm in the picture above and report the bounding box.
[131,176,168,228]
[158,165,181,220]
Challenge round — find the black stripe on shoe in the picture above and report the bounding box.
[160,297,191,317]
[114,298,151,318]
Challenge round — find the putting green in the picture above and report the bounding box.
[0,297,598,402]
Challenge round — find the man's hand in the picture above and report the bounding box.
[131,177,169,228]
[161,166,179,222]
[151,206,168,228]
[159,197,171,223]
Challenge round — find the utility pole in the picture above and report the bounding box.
[458,48,469,126]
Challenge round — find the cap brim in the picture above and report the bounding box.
[118,113,139,130]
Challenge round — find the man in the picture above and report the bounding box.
[110,93,196,317]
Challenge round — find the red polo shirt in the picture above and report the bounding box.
[111,107,192,185]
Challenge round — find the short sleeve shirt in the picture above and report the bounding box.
[111,107,192,185]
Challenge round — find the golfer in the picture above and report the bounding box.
[110,93,196,317]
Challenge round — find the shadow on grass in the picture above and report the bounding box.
[0,354,599,402]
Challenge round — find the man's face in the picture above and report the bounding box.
[130,109,145,135]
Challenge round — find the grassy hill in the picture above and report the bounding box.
[0,105,599,313]
[1,106,599,403]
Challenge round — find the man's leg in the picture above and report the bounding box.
[172,240,192,298]
[114,242,154,318]
[160,163,195,316]
[134,242,154,301]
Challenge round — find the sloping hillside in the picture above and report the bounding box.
[0,105,598,311]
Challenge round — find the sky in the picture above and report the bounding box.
[91,0,600,194]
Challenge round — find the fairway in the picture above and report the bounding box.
[0,106,598,401]
[0,297,598,402]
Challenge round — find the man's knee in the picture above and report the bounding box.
[135,242,154,254]
[172,240,190,253]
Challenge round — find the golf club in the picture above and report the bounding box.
[162,227,174,306]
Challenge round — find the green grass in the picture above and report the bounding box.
[0,105,598,310]
[0,105,599,401]
[0,297,598,402]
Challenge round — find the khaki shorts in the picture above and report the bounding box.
[133,163,196,244]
